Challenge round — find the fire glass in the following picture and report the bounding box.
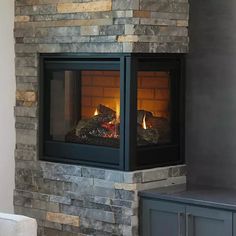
[49,70,171,148]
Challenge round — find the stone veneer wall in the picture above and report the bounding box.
[14,0,189,55]
[14,0,189,115]
[14,0,188,235]
[14,162,186,235]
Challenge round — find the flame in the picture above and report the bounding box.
[94,108,99,116]
[142,114,147,130]
[116,102,120,121]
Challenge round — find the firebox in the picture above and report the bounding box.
[39,53,185,171]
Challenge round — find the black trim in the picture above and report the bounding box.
[39,53,185,170]
[44,141,119,165]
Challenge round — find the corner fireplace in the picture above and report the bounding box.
[39,53,185,170]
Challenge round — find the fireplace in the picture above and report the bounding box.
[40,53,185,170]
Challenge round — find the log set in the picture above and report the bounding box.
[66,104,170,147]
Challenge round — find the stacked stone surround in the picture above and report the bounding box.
[15,0,189,55]
[14,161,186,235]
[14,0,189,125]
[14,0,189,235]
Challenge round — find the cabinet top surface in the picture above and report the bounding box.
[139,184,236,211]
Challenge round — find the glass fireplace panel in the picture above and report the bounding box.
[50,71,79,142]
[137,71,171,146]
[49,70,120,148]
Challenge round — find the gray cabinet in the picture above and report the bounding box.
[140,198,233,236]
[186,206,232,236]
[141,199,185,236]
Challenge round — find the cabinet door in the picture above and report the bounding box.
[140,199,185,236]
[186,206,232,236]
[233,213,236,236]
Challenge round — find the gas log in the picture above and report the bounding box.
[66,105,170,147]
[66,104,119,147]
[137,110,171,144]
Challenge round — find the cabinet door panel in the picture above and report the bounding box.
[141,199,185,236]
[233,213,236,236]
[186,206,232,236]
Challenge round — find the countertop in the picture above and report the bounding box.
[139,184,236,211]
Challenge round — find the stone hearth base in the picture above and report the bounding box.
[14,161,186,236]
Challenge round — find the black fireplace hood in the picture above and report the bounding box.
[39,53,185,171]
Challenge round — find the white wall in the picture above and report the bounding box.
[0,0,15,213]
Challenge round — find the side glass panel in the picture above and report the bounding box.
[137,71,171,146]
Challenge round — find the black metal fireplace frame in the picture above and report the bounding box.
[39,53,185,171]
